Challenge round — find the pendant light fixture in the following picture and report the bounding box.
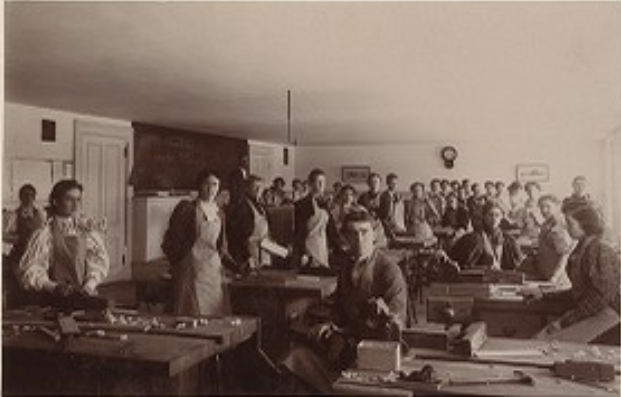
[283,90,296,165]
[287,90,297,146]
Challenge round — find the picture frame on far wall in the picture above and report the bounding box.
[342,165,371,183]
[516,163,549,183]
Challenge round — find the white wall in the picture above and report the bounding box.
[3,102,131,206]
[4,102,131,160]
[248,140,296,187]
[132,196,188,262]
[295,139,607,202]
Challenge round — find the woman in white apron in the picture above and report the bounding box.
[163,171,236,316]
[405,182,437,242]
[18,180,109,299]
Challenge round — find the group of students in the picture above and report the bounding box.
[1,168,619,395]
[274,169,620,337]
[157,166,620,341]
[275,169,619,393]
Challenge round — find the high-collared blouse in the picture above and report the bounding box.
[17,215,109,292]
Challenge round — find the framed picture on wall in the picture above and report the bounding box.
[342,165,371,183]
[516,164,549,183]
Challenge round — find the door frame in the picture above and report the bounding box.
[74,120,134,281]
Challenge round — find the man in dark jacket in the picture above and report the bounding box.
[293,169,342,269]
[227,154,249,205]
[227,175,272,272]
[378,173,405,240]
[282,210,407,394]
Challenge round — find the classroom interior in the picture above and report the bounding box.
[2,1,621,396]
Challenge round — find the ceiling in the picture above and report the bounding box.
[5,2,621,145]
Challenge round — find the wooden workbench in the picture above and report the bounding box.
[334,337,621,396]
[2,311,259,396]
[3,331,216,395]
[228,269,337,359]
[426,283,573,338]
[472,296,573,338]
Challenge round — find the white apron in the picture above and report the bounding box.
[175,205,227,316]
[248,201,271,268]
[305,199,330,268]
[50,220,88,288]
[392,200,406,233]
[406,200,435,241]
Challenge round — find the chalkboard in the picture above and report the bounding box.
[131,123,248,192]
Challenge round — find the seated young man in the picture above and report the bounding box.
[281,210,408,394]
[449,201,524,270]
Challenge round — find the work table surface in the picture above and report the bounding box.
[2,310,259,376]
[335,337,621,396]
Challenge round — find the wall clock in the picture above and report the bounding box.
[441,146,458,169]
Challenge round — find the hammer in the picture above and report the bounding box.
[448,370,536,387]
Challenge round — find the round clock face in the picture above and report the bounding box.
[442,146,458,161]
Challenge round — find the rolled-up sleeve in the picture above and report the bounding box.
[17,225,55,292]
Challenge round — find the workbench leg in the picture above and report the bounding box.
[164,366,201,396]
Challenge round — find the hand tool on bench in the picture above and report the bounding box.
[399,365,440,384]
[339,365,444,392]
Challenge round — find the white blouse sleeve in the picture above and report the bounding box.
[83,230,110,291]
[17,223,56,292]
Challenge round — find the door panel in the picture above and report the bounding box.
[76,122,132,283]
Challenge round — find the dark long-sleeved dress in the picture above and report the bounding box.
[552,236,620,329]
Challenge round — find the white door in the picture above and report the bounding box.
[75,121,133,283]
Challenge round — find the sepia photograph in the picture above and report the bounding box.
[2,1,620,396]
